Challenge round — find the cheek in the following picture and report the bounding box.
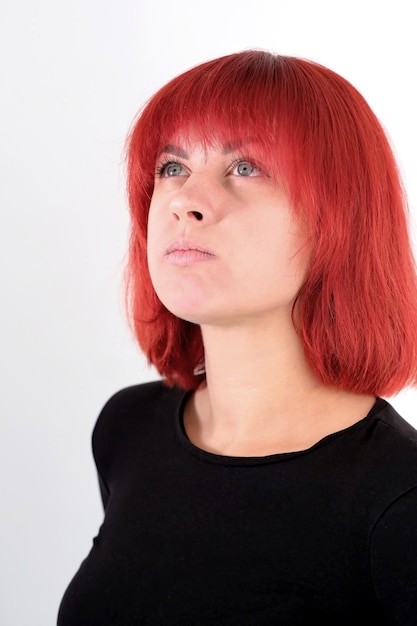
[261,220,310,296]
[248,210,308,265]
[146,205,185,313]
[146,204,162,274]
[146,199,157,240]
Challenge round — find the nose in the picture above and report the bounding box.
[175,209,203,221]
[168,176,216,223]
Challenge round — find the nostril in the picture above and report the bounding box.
[192,211,203,221]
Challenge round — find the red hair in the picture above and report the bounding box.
[126,50,417,394]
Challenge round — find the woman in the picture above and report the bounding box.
[58,51,417,624]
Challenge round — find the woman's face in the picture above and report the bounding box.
[147,137,309,328]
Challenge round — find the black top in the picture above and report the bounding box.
[58,381,417,625]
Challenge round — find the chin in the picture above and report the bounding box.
[161,299,233,327]
[157,294,210,325]
[154,278,221,322]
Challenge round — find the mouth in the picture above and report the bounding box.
[165,239,216,266]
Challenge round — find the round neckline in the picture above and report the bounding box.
[175,390,386,466]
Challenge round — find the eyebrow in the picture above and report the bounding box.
[221,139,252,154]
[159,139,254,159]
[159,144,189,159]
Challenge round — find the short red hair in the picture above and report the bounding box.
[126,50,417,394]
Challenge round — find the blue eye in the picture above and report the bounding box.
[237,162,255,176]
[155,160,186,178]
[165,162,184,177]
[230,159,263,177]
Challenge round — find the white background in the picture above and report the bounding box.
[1,1,416,624]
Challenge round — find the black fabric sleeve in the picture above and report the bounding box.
[91,395,119,511]
[96,470,110,509]
[370,486,417,625]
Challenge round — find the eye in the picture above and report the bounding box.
[155,160,187,178]
[230,159,263,177]
[165,162,185,177]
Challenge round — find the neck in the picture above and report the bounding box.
[205,315,317,404]
[184,315,375,455]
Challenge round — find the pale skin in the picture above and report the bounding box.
[147,137,375,456]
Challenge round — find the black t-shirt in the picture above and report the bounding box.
[58,381,417,625]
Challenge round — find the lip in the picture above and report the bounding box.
[164,239,216,266]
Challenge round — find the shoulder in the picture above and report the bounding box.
[371,397,417,444]
[367,398,417,468]
[96,379,184,418]
[357,399,417,495]
[367,398,417,503]
[93,379,185,439]
[92,380,186,476]
[360,398,417,536]
[333,398,417,486]
[323,398,417,523]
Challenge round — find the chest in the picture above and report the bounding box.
[61,456,386,625]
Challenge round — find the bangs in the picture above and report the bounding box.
[130,52,300,195]
[153,56,284,173]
